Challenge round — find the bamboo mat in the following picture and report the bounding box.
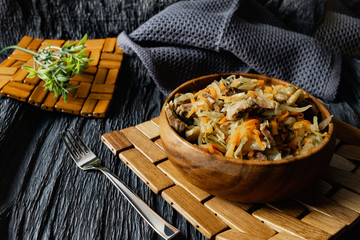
[0,36,123,117]
[101,117,360,240]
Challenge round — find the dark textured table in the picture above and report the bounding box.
[0,0,360,239]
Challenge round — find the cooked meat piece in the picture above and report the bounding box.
[223,87,240,96]
[176,103,193,117]
[253,98,276,109]
[260,123,276,147]
[254,152,267,161]
[226,99,254,120]
[165,106,185,133]
[274,93,289,102]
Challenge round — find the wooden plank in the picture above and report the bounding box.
[252,207,331,240]
[24,75,40,85]
[151,116,161,127]
[355,167,360,176]
[329,153,357,172]
[0,78,10,90]
[157,160,211,202]
[161,185,228,239]
[75,82,91,98]
[316,179,333,196]
[71,74,94,83]
[268,232,303,240]
[55,96,85,115]
[301,211,346,236]
[215,229,266,240]
[94,68,108,84]
[27,38,43,50]
[101,52,123,61]
[120,127,167,163]
[93,100,111,118]
[0,81,34,101]
[28,82,48,106]
[88,93,112,100]
[80,99,98,117]
[205,197,276,239]
[8,54,33,61]
[331,188,360,213]
[11,68,28,82]
[41,92,60,111]
[297,193,359,226]
[135,120,160,140]
[322,166,360,194]
[102,38,116,52]
[10,60,26,69]
[154,138,164,151]
[333,118,360,145]
[104,68,119,85]
[0,59,16,67]
[90,84,115,94]
[101,131,132,155]
[88,50,101,66]
[83,66,97,75]
[85,39,105,46]
[99,59,121,69]
[119,148,174,194]
[114,43,124,54]
[336,144,360,162]
[267,200,308,218]
[17,36,33,48]
[0,67,18,75]
[39,39,65,49]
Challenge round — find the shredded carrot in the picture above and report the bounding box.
[194,89,206,97]
[255,80,265,87]
[301,138,312,145]
[296,112,304,118]
[271,120,278,135]
[219,82,227,91]
[265,86,273,94]
[248,90,256,98]
[321,132,328,137]
[248,151,255,157]
[218,116,227,125]
[208,86,217,99]
[201,116,210,124]
[278,110,289,122]
[253,129,265,150]
[293,120,311,129]
[190,98,196,104]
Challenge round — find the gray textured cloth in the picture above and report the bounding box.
[117,0,360,102]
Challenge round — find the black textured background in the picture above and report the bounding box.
[0,0,359,239]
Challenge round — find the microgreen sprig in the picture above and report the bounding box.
[0,34,93,101]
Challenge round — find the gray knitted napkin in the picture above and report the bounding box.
[117,0,360,102]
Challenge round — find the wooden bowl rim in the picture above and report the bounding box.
[161,72,335,166]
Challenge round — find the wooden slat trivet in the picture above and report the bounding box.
[101,117,360,240]
[0,36,123,117]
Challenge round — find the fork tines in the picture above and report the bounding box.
[61,128,90,159]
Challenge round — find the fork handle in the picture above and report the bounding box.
[98,167,180,240]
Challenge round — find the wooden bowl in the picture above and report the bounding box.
[159,73,335,203]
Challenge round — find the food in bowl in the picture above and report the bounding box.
[165,75,331,161]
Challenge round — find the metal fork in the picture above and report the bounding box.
[61,128,180,240]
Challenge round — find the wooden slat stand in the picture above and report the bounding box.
[101,117,360,240]
[0,36,123,117]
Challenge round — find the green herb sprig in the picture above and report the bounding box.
[0,34,93,101]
